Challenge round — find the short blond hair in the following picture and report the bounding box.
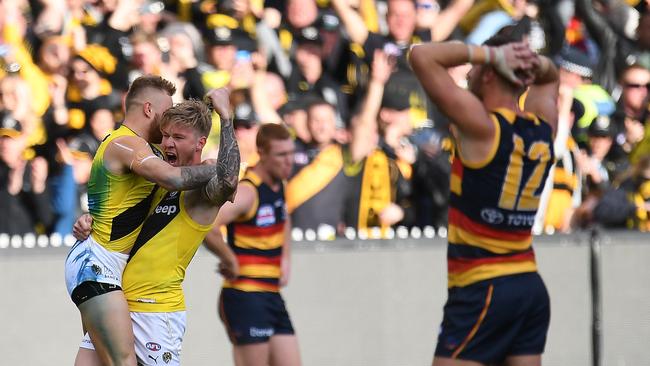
[159,99,212,137]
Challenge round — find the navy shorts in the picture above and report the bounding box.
[435,272,550,364]
[219,288,295,345]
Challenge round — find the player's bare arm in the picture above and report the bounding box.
[349,49,394,163]
[105,135,220,191]
[279,214,292,287]
[409,41,536,162]
[203,183,257,279]
[200,107,240,206]
[524,55,560,134]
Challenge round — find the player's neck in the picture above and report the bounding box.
[252,165,281,191]
[482,91,520,114]
[121,119,151,141]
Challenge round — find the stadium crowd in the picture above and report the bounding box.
[1,0,650,237]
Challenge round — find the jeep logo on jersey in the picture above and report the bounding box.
[146,342,161,351]
[256,204,276,226]
[480,208,504,224]
[155,204,177,215]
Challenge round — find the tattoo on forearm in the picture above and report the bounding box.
[203,117,240,205]
[178,164,218,190]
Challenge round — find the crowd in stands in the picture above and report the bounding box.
[1,0,650,237]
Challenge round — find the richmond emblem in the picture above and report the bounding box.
[163,351,172,363]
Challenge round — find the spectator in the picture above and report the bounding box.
[575,0,650,93]
[573,115,617,228]
[281,99,311,145]
[616,64,650,164]
[204,26,257,89]
[343,50,415,233]
[285,26,349,123]
[0,111,52,235]
[593,154,650,230]
[233,98,262,177]
[285,99,348,233]
[66,44,121,138]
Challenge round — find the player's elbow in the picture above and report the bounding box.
[156,176,184,192]
[206,177,239,206]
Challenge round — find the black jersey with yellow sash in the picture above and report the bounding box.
[447,108,554,288]
[123,190,213,312]
[343,143,412,233]
[87,125,163,252]
[287,143,347,230]
[225,170,287,293]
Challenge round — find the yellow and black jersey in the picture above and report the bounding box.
[88,125,163,252]
[286,143,347,230]
[225,170,286,292]
[343,146,411,232]
[544,137,580,230]
[123,190,213,312]
[447,108,554,288]
[627,180,650,231]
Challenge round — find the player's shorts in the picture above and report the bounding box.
[219,288,295,345]
[435,272,550,364]
[64,236,128,306]
[80,311,186,366]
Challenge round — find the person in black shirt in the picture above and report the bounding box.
[0,111,52,235]
[285,26,349,123]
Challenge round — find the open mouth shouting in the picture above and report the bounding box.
[165,151,178,166]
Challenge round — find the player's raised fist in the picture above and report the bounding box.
[205,88,232,120]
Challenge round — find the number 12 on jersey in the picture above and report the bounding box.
[498,134,552,211]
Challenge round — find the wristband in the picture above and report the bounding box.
[467,45,492,64]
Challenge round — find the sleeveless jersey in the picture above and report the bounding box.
[225,170,286,292]
[88,125,164,252]
[123,190,213,312]
[447,108,554,288]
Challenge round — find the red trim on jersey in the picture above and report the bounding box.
[230,278,279,292]
[451,158,463,177]
[448,207,530,241]
[235,222,284,237]
[447,250,536,273]
[237,254,282,266]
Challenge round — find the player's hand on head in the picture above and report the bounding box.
[72,214,92,241]
[492,41,537,87]
[205,88,232,120]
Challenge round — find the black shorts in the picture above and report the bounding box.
[219,288,295,345]
[70,281,122,307]
[435,272,550,364]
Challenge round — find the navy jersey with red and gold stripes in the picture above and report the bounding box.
[225,170,286,292]
[448,108,554,288]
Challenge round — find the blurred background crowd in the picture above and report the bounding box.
[1,0,650,238]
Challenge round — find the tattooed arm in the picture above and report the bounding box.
[201,114,240,205]
[106,135,221,191]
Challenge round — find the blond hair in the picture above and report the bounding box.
[159,99,212,137]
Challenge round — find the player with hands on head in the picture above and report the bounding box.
[409,29,559,366]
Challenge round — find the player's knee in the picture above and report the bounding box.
[106,348,136,366]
